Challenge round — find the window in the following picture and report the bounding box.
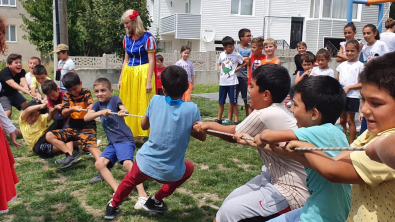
[5,25,16,42]
[231,0,253,16]
[0,0,16,7]
[311,0,358,19]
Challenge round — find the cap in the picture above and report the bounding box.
[53,44,69,53]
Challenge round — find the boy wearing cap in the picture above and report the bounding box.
[53,44,76,91]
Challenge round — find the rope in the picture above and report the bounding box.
[207,129,254,141]
[78,109,143,118]
[293,147,365,151]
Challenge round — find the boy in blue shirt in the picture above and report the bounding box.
[236,76,351,222]
[104,66,206,220]
[84,78,148,210]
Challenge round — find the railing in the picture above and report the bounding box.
[325,41,339,58]
[160,13,201,39]
[70,54,123,69]
[276,40,291,49]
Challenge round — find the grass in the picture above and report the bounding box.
[192,84,219,94]
[0,91,260,222]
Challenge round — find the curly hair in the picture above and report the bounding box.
[0,18,7,55]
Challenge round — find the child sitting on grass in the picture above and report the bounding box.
[236,76,351,222]
[195,64,309,222]
[85,78,148,210]
[104,66,206,220]
[30,65,51,101]
[280,51,395,221]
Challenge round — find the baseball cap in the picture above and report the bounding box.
[53,44,69,53]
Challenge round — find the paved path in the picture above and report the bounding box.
[192,92,361,131]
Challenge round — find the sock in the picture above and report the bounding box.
[151,195,160,203]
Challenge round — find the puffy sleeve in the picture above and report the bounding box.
[144,34,156,53]
[0,103,16,134]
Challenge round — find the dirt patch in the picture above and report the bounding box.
[202,117,217,122]
[51,203,72,213]
[231,158,240,163]
[2,214,15,222]
[30,216,44,221]
[177,187,222,208]
[196,164,209,170]
[71,188,102,219]
[218,164,230,170]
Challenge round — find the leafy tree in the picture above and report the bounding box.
[20,0,151,57]
[390,3,395,20]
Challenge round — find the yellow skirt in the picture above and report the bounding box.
[120,63,155,137]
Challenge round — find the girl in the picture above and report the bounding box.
[118,9,156,145]
[380,18,395,52]
[361,24,390,62]
[336,40,364,144]
[336,22,363,63]
[310,49,334,78]
[175,45,195,102]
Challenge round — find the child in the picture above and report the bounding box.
[175,45,195,102]
[238,76,351,222]
[25,56,41,89]
[336,22,362,63]
[53,44,76,91]
[104,66,206,220]
[262,38,281,65]
[380,18,395,52]
[310,49,334,78]
[294,53,314,85]
[85,78,148,210]
[216,36,244,124]
[45,72,100,170]
[282,51,395,221]
[0,54,30,118]
[155,54,165,95]
[19,100,73,157]
[337,40,364,144]
[228,28,252,121]
[195,64,309,222]
[30,65,51,101]
[361,24,389,62]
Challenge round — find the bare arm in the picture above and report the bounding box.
[141,116,150,130]
[21,103,47,121]
[146,52,155,93]
[260,129,298,144]
[194,121,237,143]
[20,77,29,90]
[191,75,195,91]
[84,109,107,122]
[336,47,348,62]
[295,70,311,85]
[191,121,206,141]
[5,79,30,94]
[365,134,395,169]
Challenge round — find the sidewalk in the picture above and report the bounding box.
[192,93,361,131]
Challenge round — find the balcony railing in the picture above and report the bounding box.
[160,13,201,39]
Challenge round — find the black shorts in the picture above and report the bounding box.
[32,121,61,157]
[345,98,360,113]
[0,92,27,111]
[236,76,248,100]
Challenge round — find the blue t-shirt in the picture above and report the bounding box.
[292,124,351,222]
[136,95,201,182]
[234,44,251,78]
[91,96,134,144]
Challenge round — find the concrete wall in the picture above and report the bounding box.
[76,58,339,87]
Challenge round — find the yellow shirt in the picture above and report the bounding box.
[19,113,49,150]
[31,76,51,96]
[347,128,395,222]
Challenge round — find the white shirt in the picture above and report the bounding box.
[380,32,395,52]
[25,72,32,89]
[362,40,390,62]
[336,61,364,98]
[217,51,244,86]
[310,67,335,78]
[57,58,76,89]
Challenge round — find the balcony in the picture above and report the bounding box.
[160,13,201,39]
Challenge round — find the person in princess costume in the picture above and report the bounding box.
[117,9,156,145]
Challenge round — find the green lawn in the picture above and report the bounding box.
[0,93,261,222]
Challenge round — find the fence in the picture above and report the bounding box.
[72,50,299,71]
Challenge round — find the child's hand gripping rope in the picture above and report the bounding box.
[80,108,144,118]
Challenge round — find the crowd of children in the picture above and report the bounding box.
[2,12,395,222]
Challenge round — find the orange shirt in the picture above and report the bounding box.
[262,57,280,65]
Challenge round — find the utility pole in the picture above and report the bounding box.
[58,0,68,45]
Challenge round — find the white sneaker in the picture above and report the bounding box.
[134,196,148,210]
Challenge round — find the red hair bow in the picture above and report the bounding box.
[129,11,139,21]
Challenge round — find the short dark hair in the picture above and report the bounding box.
[180,45,191,53]
[22,100,48,114]
[301,53,315,64]
[316,48,331,60]
[93,78,111,90]
[294,76,346,124]
[360,51,395,100]
[29,56,41,64]
[42,80,58,95]
[156,54,164,62]
[62,72,81,89]
[222,36,235,47]
[238,28,251,40]
[32,65,47,75]
[6,54,22,65]
[363,24,380,40]
[161,65,189,97]
[252,64,290,103]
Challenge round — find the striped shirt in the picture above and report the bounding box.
[235,103,310,209]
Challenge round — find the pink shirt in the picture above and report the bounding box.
[47,91,66,108]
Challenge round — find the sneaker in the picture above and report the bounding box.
[55,156,66,164]
[56,151,81,164]
[104,202,119,220]
[143,197,168,213]
[90,172,104,184]
[214,119,222,124]
[134,196,148,210]
[223,118,231,124]
[58,153,78,170]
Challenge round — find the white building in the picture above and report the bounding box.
[147,0,389,53]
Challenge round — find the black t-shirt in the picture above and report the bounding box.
[293,51,316,75]
[0,67,26,96]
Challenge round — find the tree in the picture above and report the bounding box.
[390,3,395,20]
[20,0,151,57]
